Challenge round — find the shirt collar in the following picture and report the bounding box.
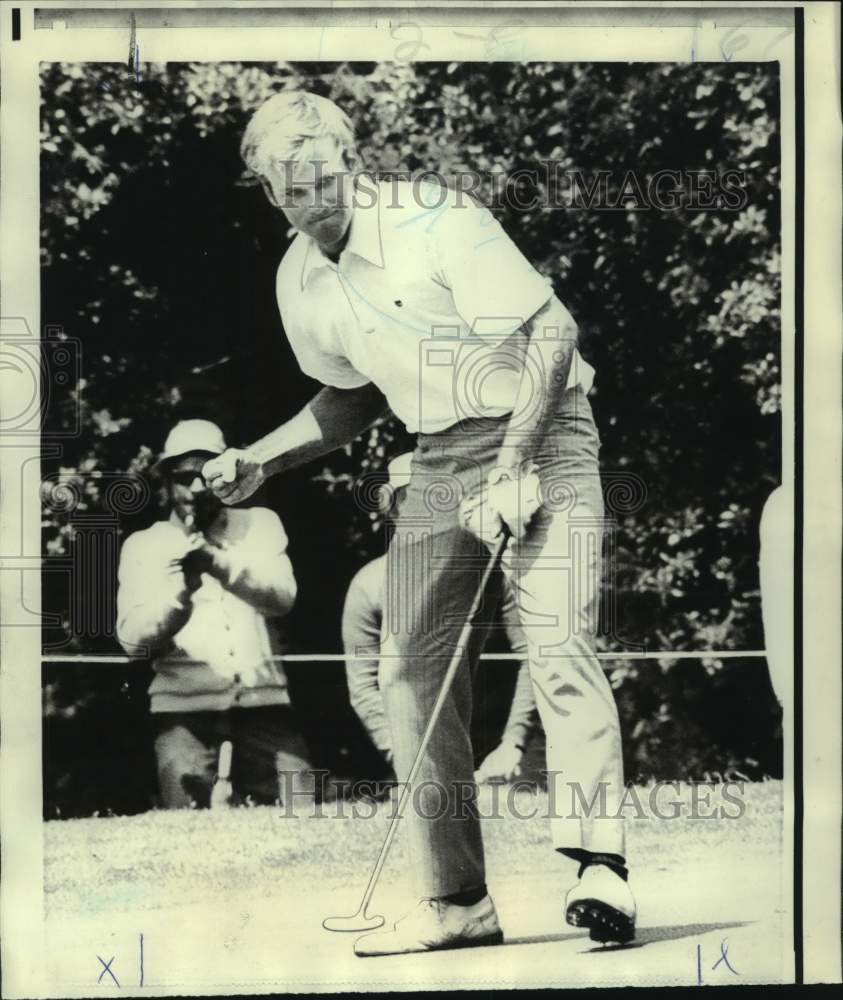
[300,179,385,289]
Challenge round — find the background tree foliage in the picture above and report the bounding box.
[40,60,782,816]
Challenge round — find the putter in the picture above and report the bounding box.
[323,524,511,933]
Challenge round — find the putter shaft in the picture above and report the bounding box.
[352,528,511,919]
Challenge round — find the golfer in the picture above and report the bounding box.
[205,91,636,954]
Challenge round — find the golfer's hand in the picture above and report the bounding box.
[461,465,542,544]
[475,739,524,784]
[203,448,265,505]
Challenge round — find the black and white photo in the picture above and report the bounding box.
[1,2,840,994]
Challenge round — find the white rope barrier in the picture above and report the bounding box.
[41,650,767,664]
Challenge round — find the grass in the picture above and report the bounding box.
[44,779,783,920]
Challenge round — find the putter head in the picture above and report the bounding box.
[322,912,385,933]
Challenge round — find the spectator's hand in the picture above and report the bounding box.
[203,448,265,505]
[461,464,541,545]
[161,531,200,591]
[180,542,215,583]
[178,535,211,593]
[475,739,524,784]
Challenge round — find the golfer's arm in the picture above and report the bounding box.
[249,383,390,477]
[498,295,578,469]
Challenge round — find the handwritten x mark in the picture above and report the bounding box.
[97,955,119,986]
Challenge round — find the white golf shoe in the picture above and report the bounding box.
[354,895,503,957]
[564,864,636,944]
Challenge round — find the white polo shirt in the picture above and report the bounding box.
[276,178,594,435]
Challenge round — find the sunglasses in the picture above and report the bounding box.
[170,469,208,488]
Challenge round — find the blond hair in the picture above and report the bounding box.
[241,91,357,178]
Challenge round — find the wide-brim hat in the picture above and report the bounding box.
[151,419,227,474]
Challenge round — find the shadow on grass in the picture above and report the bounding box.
[505,920,751,952]
[581,920,752,953]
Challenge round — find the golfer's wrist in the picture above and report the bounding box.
[248,444,285,481]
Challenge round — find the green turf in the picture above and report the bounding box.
[44,780,783,918]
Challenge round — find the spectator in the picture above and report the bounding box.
[116,419,312,808]
[342,454,540,783]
